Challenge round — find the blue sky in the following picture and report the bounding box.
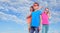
[0,0,60,33]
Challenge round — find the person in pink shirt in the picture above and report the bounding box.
[41,8,50,33]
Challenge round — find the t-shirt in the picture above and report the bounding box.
[41,12,49,24]
[30,10,42,27]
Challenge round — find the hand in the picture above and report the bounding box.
[39,27,41,31]
[28,27,30,32]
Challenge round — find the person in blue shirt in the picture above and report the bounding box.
[30,2,42,33]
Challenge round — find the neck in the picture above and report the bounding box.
[35,9,39,11]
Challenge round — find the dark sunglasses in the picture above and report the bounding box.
[33,4,39,6]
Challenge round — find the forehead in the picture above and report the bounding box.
[34,3,38,5]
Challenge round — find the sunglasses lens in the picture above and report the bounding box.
[34,4,38,6]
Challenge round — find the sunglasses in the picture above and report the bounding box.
[33,4,39,6]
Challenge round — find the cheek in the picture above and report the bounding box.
[35,7,38,9]
[31,9,33,10]
[36,6,39,9]
[46,9,48,10]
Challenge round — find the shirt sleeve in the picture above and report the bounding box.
[39,10,42,15]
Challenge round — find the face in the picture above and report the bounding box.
[44,8,49,14]
[30,7,33,12]
[45,8,49,11]
[44,11,48,13]
[33,4,39,10]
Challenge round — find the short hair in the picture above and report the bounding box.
[33,2,39,6]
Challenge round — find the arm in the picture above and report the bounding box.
[48,12,51,19]
[26,15,31,28]
[26,15,32,31]
[26,15,31,24]
[27,15,31,19]
[40,15,42,27]
[39,15,42,30]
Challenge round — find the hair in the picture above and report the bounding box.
[47,11,49,14]
[27,6,34,19]
[30,6,35,12]
[33,2,39,6]
[45,8,49,10]
[45,8,50,14]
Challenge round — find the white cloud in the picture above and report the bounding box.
[0,0,33,17]
[0,12,26,24]
[49,11,60,24]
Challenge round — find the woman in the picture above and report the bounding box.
[27,6,34,32]
[41,8,50,33]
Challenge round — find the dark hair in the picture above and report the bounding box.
[33,2,39,6]
[30,6,35,12]
[45,8,49,10]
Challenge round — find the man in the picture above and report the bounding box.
[29,2,42,33]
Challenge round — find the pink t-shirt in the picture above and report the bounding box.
[41,12,49,24]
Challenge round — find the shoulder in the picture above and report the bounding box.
[38,10,42,12]
[31,12,34,15]
[38,10,42,14]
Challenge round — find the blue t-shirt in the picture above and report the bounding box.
[30,10,42,27]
